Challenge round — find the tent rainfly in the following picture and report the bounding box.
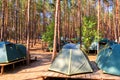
[96,44,120,76]
[49,43,93,75]
[0,41,26,63]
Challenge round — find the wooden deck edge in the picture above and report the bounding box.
[0,58,27,74]
[39,70,120,80]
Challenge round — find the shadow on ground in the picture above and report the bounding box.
[2,53,52,74]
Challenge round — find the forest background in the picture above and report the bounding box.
[0,0,120,61]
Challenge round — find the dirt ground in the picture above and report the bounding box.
[0,43,96,80]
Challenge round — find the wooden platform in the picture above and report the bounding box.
[40,61,120,80]
[0,58,26,74]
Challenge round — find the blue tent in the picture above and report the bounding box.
[99,38,117,46]
[89,42,98,50]
[96,44,120,75]
[75,43,80,49]
[89,41,112,50]
[108,40,117,46]
[16,44,26,58]
[75,42,86,50]
[62,43,77,49]
[99,38,109,44]
[0,42,26,63]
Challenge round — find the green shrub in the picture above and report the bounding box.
[82,16,100,50]
[42,21,54,48]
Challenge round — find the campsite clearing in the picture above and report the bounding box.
[0,50,120,80]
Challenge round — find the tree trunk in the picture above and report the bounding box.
[78,0,82,48]
[52,0,60,61]
[43,0,46,33]
[26,0,30,64]
[15,0,18,43]
[97,0,100,53]
[1,0,8,41]
[115,0,119,43]
[57,0,61,51]
[1,0,5,41]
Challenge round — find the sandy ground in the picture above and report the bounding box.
[0,48,52,80]
[0,44,96,80]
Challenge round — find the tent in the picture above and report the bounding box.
[89,41,98,50]
[89,41,108,50]
[0,41,26,63]
[62,43,76,49]
[49,44,93,75]
[16,44,26,58]
[96,44,120,76]
[75,43,86,50]
[99,38,109,44]
[99,38,117,46]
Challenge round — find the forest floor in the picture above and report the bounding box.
[0,43,96,80]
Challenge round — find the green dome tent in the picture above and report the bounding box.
[0,41,26,63]
[49,43,93,75]
[96,44,120,76]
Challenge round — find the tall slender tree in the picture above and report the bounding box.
[115,0,119,43]
[15,0,18,43]
[57,0,61,51]
[1,0,8,41]
[26,0,30,64]
[97,0,100,53]
[52,0,60,61]
[78,0,82,47]
[1,0,5,41]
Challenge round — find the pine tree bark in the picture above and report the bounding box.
[78,0,82,47]
[97,0,100,53]
[52,0,60,61]
[1,0,8,41]
[57,0,61,51]
[26,0,30,64]
[15,0,18,43]
[115,0,119,43]
[1,0,5,41]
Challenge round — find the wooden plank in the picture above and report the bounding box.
[47,71,55,77]
[101,73,120,79]
[53,72,60,77]
[70,74,86,79]
[90,71,102,79]
[85,73,91,79]
[42,71,50,77]
[0,58,26,66]
[58,73,70,78]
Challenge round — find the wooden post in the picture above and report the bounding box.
[1,66,4,74]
